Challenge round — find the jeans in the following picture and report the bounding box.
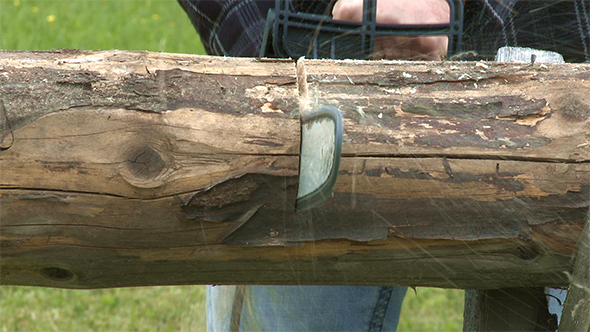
[207,285,408,332]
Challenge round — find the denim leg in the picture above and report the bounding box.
[207,285,407,332]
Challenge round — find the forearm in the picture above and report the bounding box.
[332,0,451,60]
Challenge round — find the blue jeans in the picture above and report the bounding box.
[207,285,407,332]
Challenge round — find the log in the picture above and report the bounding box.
[1,50,589,289]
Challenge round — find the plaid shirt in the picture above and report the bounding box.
[178,0,590,62]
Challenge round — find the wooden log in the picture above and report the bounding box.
[559,208,590,332]
[1,50,589,289]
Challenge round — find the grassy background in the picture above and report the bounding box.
[0,0,464,330]
[0,0,205,53]
[0,286,208,332]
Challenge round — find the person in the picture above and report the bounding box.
[178,0,589,62]
[176,1,589,331]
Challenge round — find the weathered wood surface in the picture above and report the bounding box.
[1,50,589,289]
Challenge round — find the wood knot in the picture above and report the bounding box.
[555,92,590,121]
[515,244,540,260]
[41,267,76,282]
[121,146,170,188]
[126,146,165,179]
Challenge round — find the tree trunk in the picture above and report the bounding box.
[1,50,588,289]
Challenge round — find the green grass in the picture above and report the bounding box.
[0,0,205,53]
[398,288,465,331]
[0,1,464,330]
[0,285,207,331]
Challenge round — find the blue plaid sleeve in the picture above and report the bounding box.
[177,0,274,57]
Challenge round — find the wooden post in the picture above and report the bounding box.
[1,50,589,289]
[559,207,590,332]
[463,288,556,331]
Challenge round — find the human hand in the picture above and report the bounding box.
[332,0,450,60]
